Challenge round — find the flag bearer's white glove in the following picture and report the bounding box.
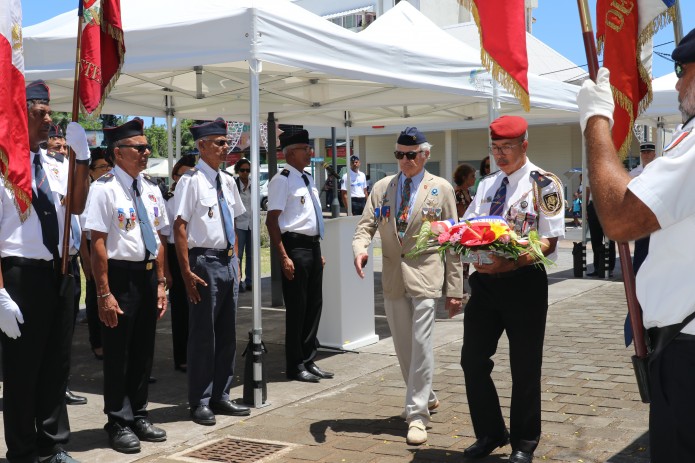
[577,67,615,133]
[66,122,90,161]
[0,288,23,339]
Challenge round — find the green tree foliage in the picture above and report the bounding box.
[144,124,167,158]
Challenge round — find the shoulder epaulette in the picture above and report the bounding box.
[280,169,290,177]
[221,170,234,178]
[163,190,174,201]
[46,151,65,163]
[97,172,115,183]
[530,170,552,188]
[142,174,158,185]
[183,168,198,177]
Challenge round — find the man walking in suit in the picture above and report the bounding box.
[352,127,463,446]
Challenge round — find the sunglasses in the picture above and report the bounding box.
[394,150,422,160]
[208,139,230,147]
[118,144,152,154]
[238,168,250,173]
[675,62,685,78]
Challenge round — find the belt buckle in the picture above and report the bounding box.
[146,262,153,270]
[228,249,233,257]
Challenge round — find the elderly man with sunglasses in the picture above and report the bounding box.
[352,127,463,446]
[173,118,250,426]
[85,118,169,453]
[578,29,695,463]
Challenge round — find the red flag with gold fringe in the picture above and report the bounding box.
[459,0,530,112]
[0,0,32,221]
[79,0,125,115]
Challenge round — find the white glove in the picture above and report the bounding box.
[66,121,90,161]
[0,288,23,339]
[577,67,615,133]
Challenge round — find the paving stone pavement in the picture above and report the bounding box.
[0,228,652,462]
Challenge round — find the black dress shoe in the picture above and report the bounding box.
[132,418,167,442]
[65,389,87,405]
[586,271,599,277]
[148,376,157,384]
[306,362,334,379]
[509,450,534,463]
[210,400,251,416]
[462,432,510,459]
[287,370,320,383]
[104,422,141,454]
[190,405,216,426]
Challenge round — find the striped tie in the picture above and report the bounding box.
[489,177,508,217]
[397,177,412,240]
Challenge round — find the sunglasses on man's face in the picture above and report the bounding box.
[117,144,152,155]
[394,150,422,160]
[238,168,250,173]
[675,62,685,79]
[208,139,230,147]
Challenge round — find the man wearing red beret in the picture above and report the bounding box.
[460,116,565,463]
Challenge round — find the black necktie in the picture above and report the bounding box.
[32,154,59,258]
[489,177,509,217]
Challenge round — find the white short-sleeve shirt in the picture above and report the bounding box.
[341,169,367,198]
[267,164,320,236]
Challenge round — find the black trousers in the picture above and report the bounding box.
[351,197,366,216]
[587,201,615,274]
[102,261,157,425]
[167,243,188,369]
[0,260,73,463]
[84,239,102,351]
[461,266,548,454]
[281,234,323,374]
[649,337,695,462]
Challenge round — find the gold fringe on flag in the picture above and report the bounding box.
[0,148,32,223]
[459,0,531,112]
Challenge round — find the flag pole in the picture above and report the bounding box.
[60,2,85,276]
[576,0,648,361]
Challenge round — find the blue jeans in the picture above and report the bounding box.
[236,228,252,286]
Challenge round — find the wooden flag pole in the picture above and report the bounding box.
[576,0,648,360]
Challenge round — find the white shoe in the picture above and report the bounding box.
[407,420,427,445]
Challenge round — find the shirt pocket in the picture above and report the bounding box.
[200,195,221,223]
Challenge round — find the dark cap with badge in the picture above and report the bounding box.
[189,117,228,141]
[640,142,656,152]
[279,129,310,149]
[26,80,50,102]
[48,123,64,139]
[103,117,145,145]
[397,127,427,146]
[673,28,695,64]
[490,115,528,140]
[350,155,360,162]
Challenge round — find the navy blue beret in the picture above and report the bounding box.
[26,80,50,102]
[279,129,310,149]
[673,28,695,64]
[397,127,427,146]
[103,118,144,145]
[189,117,227,141]
[640,142,656,152]
[48,123,64,138]
[350,155,360,162]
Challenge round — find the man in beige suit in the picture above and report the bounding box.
[353,127,463,446]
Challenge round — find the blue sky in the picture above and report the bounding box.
[21,1,694,80]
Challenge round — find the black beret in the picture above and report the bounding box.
[189,117,227,141]
[640,142,656,152]
[26,80,50,102]
[103,118,144,145]
[673,28,695,64]
[350,155,360,162]
[279,129,310,149]
[48,123,64,138]
[397,127,426,146]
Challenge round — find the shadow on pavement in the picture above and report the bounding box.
[606,431,650,462]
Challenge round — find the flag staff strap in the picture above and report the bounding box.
[575,0,647,360]
[60,3,85,276]
[673,0,683,45]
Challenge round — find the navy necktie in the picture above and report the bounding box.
[32,154,60,257]
[397,177,412,240]
[489,177,509,217]
[216,174,236,247]
[132,179,158,257]
[302,174,324,239]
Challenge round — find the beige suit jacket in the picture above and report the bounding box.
[353,170,463,300]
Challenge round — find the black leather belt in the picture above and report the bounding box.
[189,247,235,258]
[479,264,541,279]
[282,232,321,243]
[1,256,54,269]
[108,259,155,271]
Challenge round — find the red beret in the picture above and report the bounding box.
[489,116,528,140]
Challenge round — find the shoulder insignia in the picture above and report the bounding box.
[221,170,234,178]
[46,151,65,163]
[280,169,290,177]
[97,172,115,183]
[183,168,198,177]
[664,129,692,152]
[531,170,563,216]
[530,170,552,187]
[142,174,157,185]
[163,191,174,201]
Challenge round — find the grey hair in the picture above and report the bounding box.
[394,142,432,153]
[282,143,301,156]
[27,99,49,111]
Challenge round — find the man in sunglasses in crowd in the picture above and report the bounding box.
[460,116,564,463]
[352,127,463,446]
[578,29,695,463]
[174,118,251,426]
[85,118,169,453]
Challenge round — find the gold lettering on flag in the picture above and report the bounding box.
[11,22,21,51]
[79,59,103,85]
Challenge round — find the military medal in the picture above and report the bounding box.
[153,207,160,227]
[126,208,136,231]
[117,208,125,229]
[383,205,390,222]
[375,207,381,222]
[208,207,214,218]
[148,194,157,203]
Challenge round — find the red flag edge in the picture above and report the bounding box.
[0,149,32,223]
[459,0,530,112]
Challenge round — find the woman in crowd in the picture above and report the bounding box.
[453,163,476,220]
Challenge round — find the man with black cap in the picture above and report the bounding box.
[85,117,169,453]
[0,80,90,463]
[460,116,564,463]
[340,154,368,215]
[353,127,463,446]
[266,129,333,383]
[578,28,695,463]
[173,118,250,425]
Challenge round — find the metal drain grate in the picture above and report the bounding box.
[184,438,287,463]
